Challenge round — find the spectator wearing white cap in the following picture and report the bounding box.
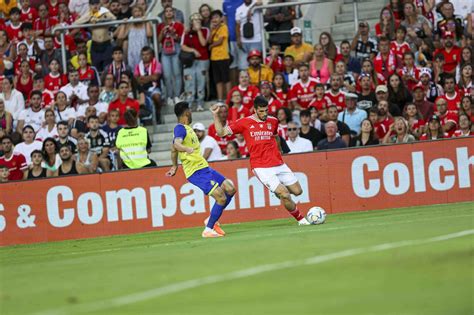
[284,27,314,64]
[235,0,264,70]
[286,121,313,154]
[338,92,367,135]
[193,122,224,162]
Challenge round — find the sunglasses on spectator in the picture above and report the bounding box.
[288,128,298,131]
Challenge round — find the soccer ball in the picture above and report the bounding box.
[306,207,327,225]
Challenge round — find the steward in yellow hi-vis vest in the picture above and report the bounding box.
[115,109,156,169]
[166,101,236,238]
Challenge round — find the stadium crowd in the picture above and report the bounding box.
[0,0,472,183]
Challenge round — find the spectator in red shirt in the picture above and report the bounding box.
[412,82,434,120]
[398,51,420,91]
[433,31,461,75]
[181,12,210,112]
[403,103,425,138]
[452,113,474,137]
[265,44,284,73]
[260,81,283,117]
[227,90,250,122]
[289,62,319,110]
[20,0,38,23]
[435,97,458,136]
[225,70,260,111]
[377,100,394,139]
[6,8,23,43]
[13,43,36,76]
[439,74,461,111]
[325,73,346,112]
[374,36,401,81]
[44,58,68,94]
[375,7,397,40]
[0,135,28,181]
[108,81,140,126]
[460,96,473,124]
[390,25,410,60]
[33,3,58,38]
[272,72,289,108]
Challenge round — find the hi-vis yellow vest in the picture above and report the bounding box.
[116,126,150,169]
[178,124,208,178]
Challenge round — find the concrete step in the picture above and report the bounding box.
[163,110,212,124]
[336,8,381,23]
[151,118,214,142]
[341,0,386,14]
[150,151,173,166]
[331,18,378,37]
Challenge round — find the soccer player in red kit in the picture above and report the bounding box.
[211,96,311,225]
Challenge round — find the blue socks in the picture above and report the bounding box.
[206,202,226,229]
[207,193,234,229]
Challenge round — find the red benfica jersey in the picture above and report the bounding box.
[376,116,393,139]
[434,46,461,73]
[274,89,288,108]
[309,95,330,111]
[109,98,140,125]
[410,119,426,133]
[373,52,399,80]
[44,72,68,94]
[268,97,283,117]
[438,110,458,136]
[48,0,60,17]
[33,17,58,37]
[226,85,260,111]
[0,153,27,181]
[208,122,235,155]
[228,105,251,122]
[277,123,288,140]
[398,66,420,91]
[6,23,23,42]
[41,89,54,107]
[79,66,96,86]
[227,115,283,169]
[390,41,411,60]
[325,90,346,112]
[289,78,319,109]
[14,57,36,76]
[439,92,461,112]
[53,35,76,52]
[265,56,284,73]
[21,7,38,23]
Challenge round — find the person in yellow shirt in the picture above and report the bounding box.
[0,0,17,19]
[166,101,236,238]
[284,27,314,64]
[247,49,274,86]
[208,9,231,102]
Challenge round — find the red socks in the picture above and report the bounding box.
[289,208,304,221]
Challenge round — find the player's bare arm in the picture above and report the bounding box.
[275,135,283,153]
[166,145,179,177]
[210,104,230,137]
[173,137,194,154]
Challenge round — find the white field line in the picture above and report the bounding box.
[57,212,474,257]
[32,229,474,315]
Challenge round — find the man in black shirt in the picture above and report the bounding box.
[323,105,351,146]
[85,115,111,171]
[299,109,324,149]
[317,121,347,150]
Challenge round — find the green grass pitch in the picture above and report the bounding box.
[1,202,473,315]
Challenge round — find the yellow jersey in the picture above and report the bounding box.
[284,43,314,63]
[248,64,274,86]
[210,24,230,61]
[174,124,208,178]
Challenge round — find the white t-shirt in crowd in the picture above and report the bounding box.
[18,108,45,132]
[13,140,43,165]
[287,136,313,154]
[36,125,59,141]
[0,89,25,120]
[235,0,263,43]
[60,82,89,103]
[200,135,224,162]
[55,107,77,123]
[76,102,109,118]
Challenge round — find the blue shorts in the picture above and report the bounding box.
[188,167,225,195]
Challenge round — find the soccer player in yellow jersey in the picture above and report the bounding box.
[166,102,236,238]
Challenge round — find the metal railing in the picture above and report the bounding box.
[253,0,359,58]
[52,17,161,130]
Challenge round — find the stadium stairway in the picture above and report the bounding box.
[331,0,387,43]
[148,0,387,166]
